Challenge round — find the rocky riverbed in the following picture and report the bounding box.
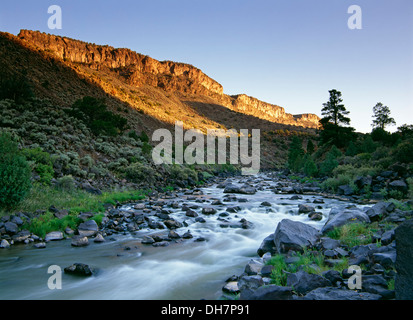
[0,172,412,300]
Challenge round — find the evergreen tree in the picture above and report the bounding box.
[321,89,350,126]
[372,103,396,130]
[287,136,304,172]
[319,89,356,148]
[306,139,315,155]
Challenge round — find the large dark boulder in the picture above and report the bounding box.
[321,207,370,234]
[223,184,256,195]
[365,202,396,222]
[337,185,354,196]
[78,219,99,237]
[64,263,95,276]
[286,270,331,295]
[4,222,19,235]
[273,219,320,254]
[362,275,395,300]
[395,219,413,300]
[388,180,408,194]
[257,233,276,257]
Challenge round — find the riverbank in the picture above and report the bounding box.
[1,171,412,300]
[220,172,413,300]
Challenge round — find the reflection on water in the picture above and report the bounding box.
[0,175,356,300]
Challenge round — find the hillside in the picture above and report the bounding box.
[0,29,320,190]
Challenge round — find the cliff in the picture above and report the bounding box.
[18,29,224,97]
[15,29,320,129]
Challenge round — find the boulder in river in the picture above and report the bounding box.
[298,204,315,214]
[78,219,99,237]
[64,263,95,276]
[71,235,89,247]
[202,207,217,215]
[223,184,256,195]
[257,233,276,257]
[45,231,64,242]
[0,239,10,249]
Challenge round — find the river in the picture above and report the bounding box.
[0,174,359,300]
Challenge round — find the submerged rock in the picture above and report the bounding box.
[64,263,95,276]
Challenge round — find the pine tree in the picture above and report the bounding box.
[321,89,350,126]
[372,103,396,130]
[287,136,304,172]
[319,89,356,148]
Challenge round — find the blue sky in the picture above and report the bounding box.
[1,0,412,133]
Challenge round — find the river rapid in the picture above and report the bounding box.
[0,174,362,300]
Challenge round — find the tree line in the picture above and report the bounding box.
[287,89,413,179]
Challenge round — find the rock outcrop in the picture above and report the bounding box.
[16,29,320,129]
[18,29,224,97]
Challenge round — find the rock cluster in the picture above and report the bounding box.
[223,200,413,300]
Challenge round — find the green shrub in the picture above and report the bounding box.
[321,174,352,192]
[392,139,413,164]
[326,223,375,248]
[20,147,55,185]
[139,131,150,143]
[0,132,32,209]
[55,175,76,192]
[24,211,82,238]
[388,190,405,200]
[124,162,158,184]
[169,165,198,183]
[80,155,94,168]
[141,142,152,156]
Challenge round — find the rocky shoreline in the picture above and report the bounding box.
[220,173,413,300]
[1,171,412,300]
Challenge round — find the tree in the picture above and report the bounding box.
[0,132,32,209]
[0,72,33,103]
[303,155,318,177]
[372,103,396,130]
[306,139,315,155]
[319,90,356,148]
[397,124,413,139]
[321,89,350,126]
[287,136,305,172]
[68,97,127,136]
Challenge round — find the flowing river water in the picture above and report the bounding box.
[0,174,361,300]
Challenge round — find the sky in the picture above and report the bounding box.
[1,0,412,133]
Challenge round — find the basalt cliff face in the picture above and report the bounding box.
[16,30,320,129]
[17,29,223,97]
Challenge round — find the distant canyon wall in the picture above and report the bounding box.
[17,30,320,128]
